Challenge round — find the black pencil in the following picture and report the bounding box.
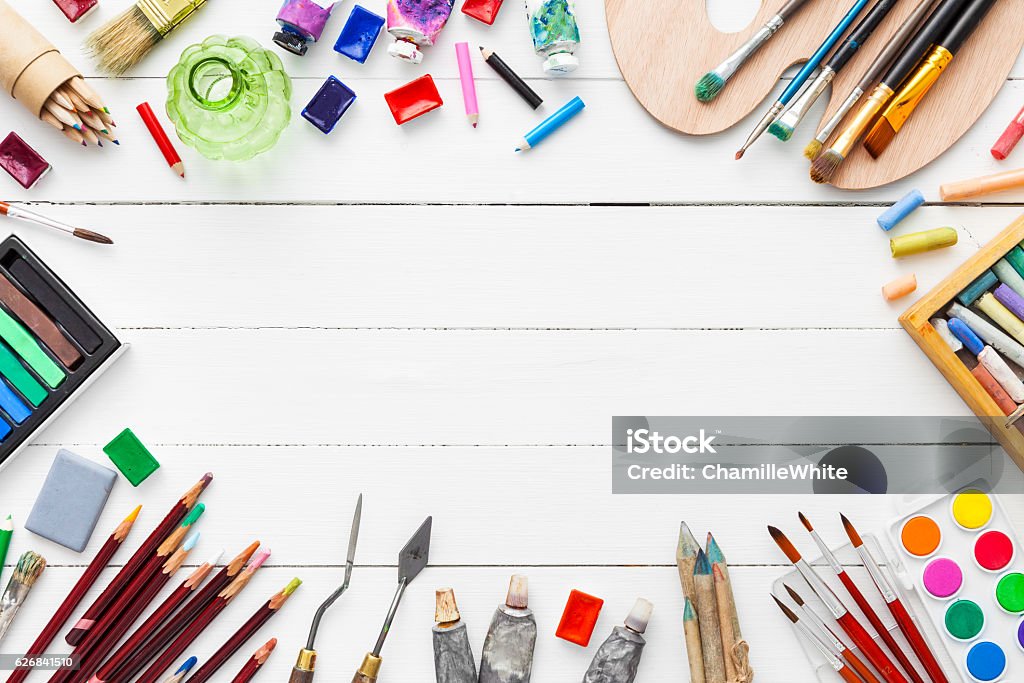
[479,46,543,109]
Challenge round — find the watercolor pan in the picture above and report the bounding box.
[0,235,126,471]
[334,5,385,63]
[51,0,98,23]
[302,76,357,134]
[461,0,504,25]
[773,533,941,683]
[384,75,443,125]
[0,133,51,190]
[888,484,1024,682]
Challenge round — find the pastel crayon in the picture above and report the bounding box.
[976,292,1024,345]
[948,318,985,356]
[1007,246,1024,278]
[0,379,30,424]
[931,318,963,352]
[993,260,1024,299]
[950,303,1024,368]
[0,343,46,407]
[959,270,999,306]
[0,309,64,388]
[9,258,102,353]
[971,364,1017,415]
[978,346,1024,402]
[890,227,957,258]
[994,283,1024,322]
[882,273,916,300]
[877,189,925,231]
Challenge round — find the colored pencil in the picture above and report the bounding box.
[89,541,259,683]
[7,507,139,683]
[0,202,113,245]
[682,598,705,683]
[67,474,212,646]
[841,515,949,683]
[708,534,750,682]
[161,657,196,683]
[133,549,272,683]
[0,552,46,643]
[455,43,479,128]
[798,513,924,683]
[231,639,277,683]
[677,524,705,683]
[767,526,908,683]
[137,102,185,179]
[771,594,868,683]
[185,580,299,683]
[0,514,11,585]
[63,533,200,683]
[735,0,873,159]
[479,47,543,109]
[694,549,726,683]
[515,96,585,152]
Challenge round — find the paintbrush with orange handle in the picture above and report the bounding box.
[771,594,867,683]
[784,585,881,683]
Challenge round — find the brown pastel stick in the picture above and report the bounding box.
[0,273,80,367]
[694,550,726,683]
[971,364,1017,415]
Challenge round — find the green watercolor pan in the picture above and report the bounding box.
[0,235,126,471]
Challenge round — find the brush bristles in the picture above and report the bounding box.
[803,139,822,160]
[798,512,813,533]
[863,117,896,159]
[809,150,843,185]
[771,594,799,623]
[767,526,801,563]
[695,73,725,102]
[784,583,805,607]
[840,514,863,547]
[86,6,163,75]
[13,552,45,586]
[768,120,793,142]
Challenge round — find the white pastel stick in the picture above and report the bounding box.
[930,318,963,352]
[948,303,1024,369]
[979,346,1024,402]
[993,259,1024,299]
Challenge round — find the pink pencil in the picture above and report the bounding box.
[456,42,479,128]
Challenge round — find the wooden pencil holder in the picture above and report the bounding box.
[605,0,1024,189]
[0,0,81,119]
[900,213,1024,472]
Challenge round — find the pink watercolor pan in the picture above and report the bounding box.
[923,556,965,600]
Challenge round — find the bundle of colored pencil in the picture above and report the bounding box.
[677,523,753,683]
[40,78,118,147]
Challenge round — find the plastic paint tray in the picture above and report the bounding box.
[887,485,1022,683]
[773,533,957,683]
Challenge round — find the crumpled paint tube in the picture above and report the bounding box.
[581,599,653,683]
[432,588,476,683]
[479,575,536,683]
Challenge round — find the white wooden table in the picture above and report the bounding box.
[1,1,1023,681]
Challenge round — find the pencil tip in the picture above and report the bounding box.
[126,505,142,522]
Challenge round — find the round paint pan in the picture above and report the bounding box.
[1017,616,1024,654]
[945,599,986,642]
[994,572,1024,615]
[951,489,994,531]
[900,515,943,558]
[922,557,964,600]
[964,641,1006,682]
[974,530,1016,573]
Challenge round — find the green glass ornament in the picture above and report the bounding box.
[166,35,292,161]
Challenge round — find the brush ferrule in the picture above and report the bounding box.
[798,602,846,653]
[853,543,897,603]
[742,101,785,151]
[781,67,834,132]
[294,649,316,672]
[817,86,864,144]
[795,559,845,617]
[831,83,893,157]
[357,653,382,678]
[712,14,783,81]
[796,619,843,665]
[878,45,952,135]
[137,0,207,36]
[808,530,844,575]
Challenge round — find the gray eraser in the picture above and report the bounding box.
[26,449,117,552]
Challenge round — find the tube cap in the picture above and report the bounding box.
[624,598,653,633]
[388,40,423,64]
[543,52,578,75]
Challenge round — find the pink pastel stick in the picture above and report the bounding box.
[455,42,479,128]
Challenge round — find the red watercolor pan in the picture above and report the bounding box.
[384,75,444,125]
[975,530,1015,573]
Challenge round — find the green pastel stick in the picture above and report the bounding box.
[0,514,11,587]
[1007,246,1024,279]
[0,308,64,388]
[0,343,47,407]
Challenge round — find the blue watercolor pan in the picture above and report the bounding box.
[334,5,385,63]
[302,76,357,134]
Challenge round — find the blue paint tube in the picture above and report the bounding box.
[526,0,580,75]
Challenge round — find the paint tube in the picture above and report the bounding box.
[274,0,338,55]
[479,576,536,683]
[581,599,653,683]
[433,589,477,683]
[386,0,454,64]
[526,0,580,75]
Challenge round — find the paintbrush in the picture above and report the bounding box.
[694,0,813,102]
[770,594,866,683]
[770,0,899,142]
[864,0,998,157]
[798,513,924,683]
[781,586,881,683]
[767,525,908,683]
[0,552,45,643]
[0,202,113,245]
[841,515,949,683]
[804,0,943,160]
[810,0,969,182]
[86,0,209,75]
[735,0,874,160]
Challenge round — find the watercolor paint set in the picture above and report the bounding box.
[0,235,125,471]
[900,214,1024,473]
[887,486,1024,682]
[773,533,947,683]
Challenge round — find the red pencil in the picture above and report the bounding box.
[231,639,277,683]
[841,515,949,683]
[768,526,908,683]
[6,506,140,683]
[186,580,299,683]
[798,513,924,683]
[66,474,212,646]
[137,102,185,179]
[89,541,259,683]
[134,549,271,683]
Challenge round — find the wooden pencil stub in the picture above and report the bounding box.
[683,598,706,683]
[694,552,726,683]
[0,0,81,118]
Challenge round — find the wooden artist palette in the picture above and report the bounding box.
[605,0,1024,189]
[888,487,1024,683]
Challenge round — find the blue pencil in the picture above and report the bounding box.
[515,96,585,152]
[735,0,873,159]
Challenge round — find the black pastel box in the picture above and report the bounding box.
[0,235,126,469]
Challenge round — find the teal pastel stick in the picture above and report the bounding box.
[958,270,998,306]
[993,259,1024,299]
[516,96,585,151]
